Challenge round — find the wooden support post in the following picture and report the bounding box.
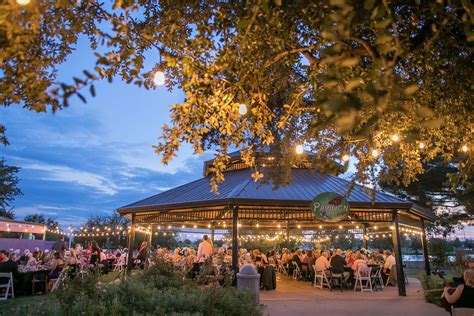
[363,224,368,249]
[127,214,136,273]
[392,211,406,296]
[286,222,290,247]
[420,218,431,275]
[232,206,239,273]
[211,225,215,245]
[43,225,46,240]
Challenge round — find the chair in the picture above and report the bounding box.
[114,255,126,272]
[370,266,384,291]
[313,266,331,290]
[354,266,372,292]
[402,264,409,285]
[50,268,67,292]
[386,265,397,286]
[292,261,302,280]
[330,271,345,292]
[0,272,14,300]
[32,271,48,295]
[277,261,288,276]
[451,306,474,316]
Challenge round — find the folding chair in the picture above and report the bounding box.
[51,268,67,292]
[371,266,384,291]
[114,255,126,272]
[354,266,372,292]
[292,261,302,280]
[277,261,288,276]
[386,264,397,286]
[313,266,331,290]
[0,272,14,300]
[32,271,48,295]
[330,271,345,292]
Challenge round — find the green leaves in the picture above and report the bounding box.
[0,0,472,197]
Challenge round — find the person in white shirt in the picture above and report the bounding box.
[315,251,331,274]
[382,250,396,283]
[196,235,214,263]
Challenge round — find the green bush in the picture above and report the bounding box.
[418,272,446,306]
[5,260,263,316]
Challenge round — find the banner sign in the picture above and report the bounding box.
[311,192,350,222]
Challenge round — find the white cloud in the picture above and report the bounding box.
[22,161,120,196]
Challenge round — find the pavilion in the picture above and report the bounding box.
[118,150,436,296]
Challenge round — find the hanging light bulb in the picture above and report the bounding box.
[419,142,425,149]
[391,134,399,142]
[17,0,30,5]
[238,103,248,115]
[297,225,301,229]
[461,145,469,153]
[371,149,379,158]
[256,223,259,228]
[342,154,350,162]
[295,144,304,155]
[153,71,166,86]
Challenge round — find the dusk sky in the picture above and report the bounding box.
[1,36,213,226]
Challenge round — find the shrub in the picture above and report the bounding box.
[7,259,263,316]
[418,272,447,306]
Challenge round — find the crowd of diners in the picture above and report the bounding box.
[0,236,128,295]
[272,247,396,285]
[1,233,473,311]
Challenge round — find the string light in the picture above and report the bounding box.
[419,142,425,149]
[295,144,304,155]
[391,134,399,142]
[371,149,379,158]
[297,225,301,229]
[342,154,350,162]
[238,103,248,115]
[462,145,469,153]
[153,71,166,86]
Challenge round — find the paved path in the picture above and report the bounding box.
[260,275,447,316]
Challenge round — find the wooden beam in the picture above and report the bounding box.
[127,213,136,273]
[232,206,239,273]
[392,211,406,296]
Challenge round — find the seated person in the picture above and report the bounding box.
[302,250,315,278]
[292,249,304,270]
[330,249,350,281]
[48,252,64,289]
[352,253,368,274]
[0,250,8,263]
[315,251,331,274]
[444,270,474,309]
[382,250,396,283]
[370,249,385,266]
[0,253,19,295]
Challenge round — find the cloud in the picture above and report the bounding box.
[21,161,120,196]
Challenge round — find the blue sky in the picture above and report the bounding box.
[1,37,213,226]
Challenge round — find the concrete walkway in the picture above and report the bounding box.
[260,275,447,316]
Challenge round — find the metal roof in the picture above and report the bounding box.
[118,168,436,221]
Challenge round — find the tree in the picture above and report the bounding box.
[0,158,22,219]
[1,1,472,194]
[74,211,130,249]
[428,238,453,268]
[24,213,59,229]
[380,157,473,236]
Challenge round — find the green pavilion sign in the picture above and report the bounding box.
[311,192,350,222]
